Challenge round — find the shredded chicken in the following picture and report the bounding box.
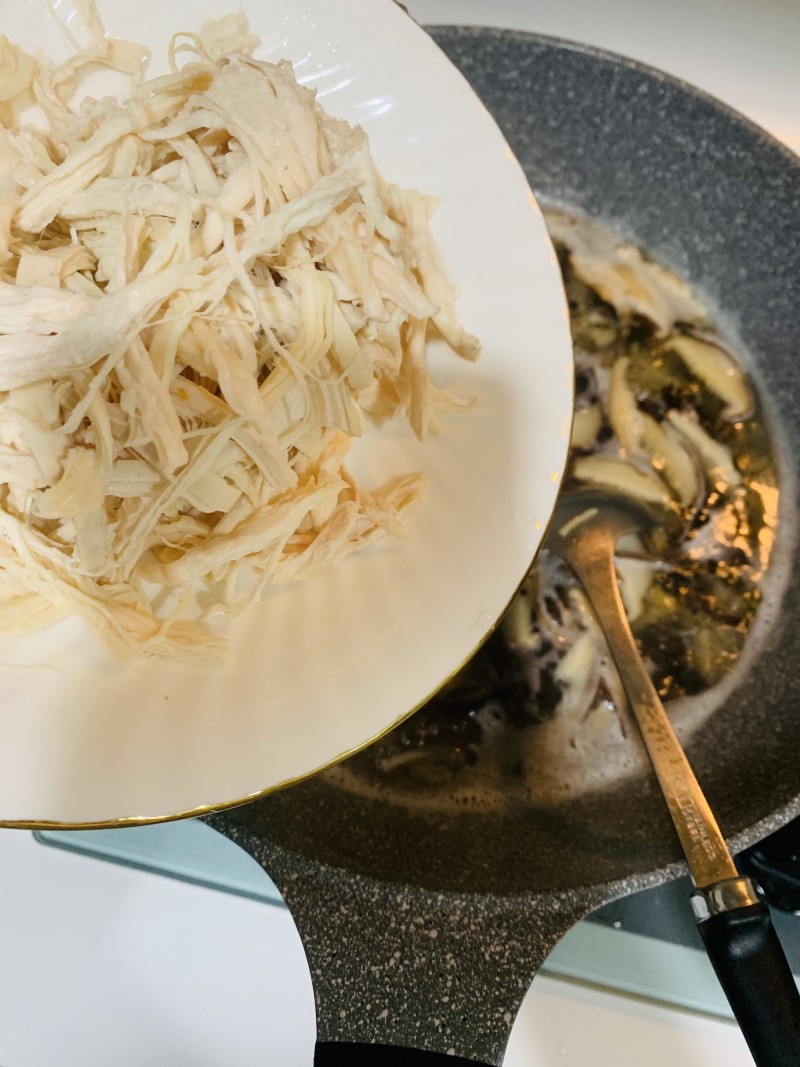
[0,10,479,660]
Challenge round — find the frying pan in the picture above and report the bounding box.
[209,27,800,1065]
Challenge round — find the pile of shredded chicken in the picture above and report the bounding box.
[0,12,478,660]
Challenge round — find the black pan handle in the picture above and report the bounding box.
[315,1042,494,1065]
[693,880,800,1067]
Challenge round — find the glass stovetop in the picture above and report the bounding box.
[35,819,800,1021]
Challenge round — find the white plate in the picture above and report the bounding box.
[0,0,572,825]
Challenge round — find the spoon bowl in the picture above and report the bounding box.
[547,487,660,555]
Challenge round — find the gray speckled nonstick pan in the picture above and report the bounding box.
[208,27,800,1065]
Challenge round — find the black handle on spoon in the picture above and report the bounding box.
[693,880,800,1067]
[315,1043,494,1065]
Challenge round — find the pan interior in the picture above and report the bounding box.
[226,31,800,896]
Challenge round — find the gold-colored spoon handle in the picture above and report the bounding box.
[570,533,738,888]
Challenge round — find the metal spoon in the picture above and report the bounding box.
[546,487,800,1067]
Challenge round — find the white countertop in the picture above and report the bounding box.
[0,3,796,1065]
[0,828,754,1067]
